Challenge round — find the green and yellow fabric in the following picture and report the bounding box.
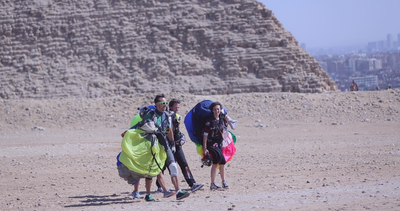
[119,128,167,176]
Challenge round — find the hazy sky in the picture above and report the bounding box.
[259,0,400,48]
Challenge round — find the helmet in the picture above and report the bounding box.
[208,146,224,164]
[201,153,212,167]
[138,105,156,119]
[201,146,224,167]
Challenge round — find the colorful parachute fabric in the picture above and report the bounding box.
[184,100,237,163]
[118,128,167,177]
[194,130,237,163]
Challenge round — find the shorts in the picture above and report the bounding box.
[207,144,226,165]
[117,163,153,184]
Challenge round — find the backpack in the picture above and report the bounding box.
[184,100,227,145]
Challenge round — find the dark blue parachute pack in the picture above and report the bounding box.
[184,100,227,145]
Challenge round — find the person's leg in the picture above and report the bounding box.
[158,133,189,199]
[134,180,140,192]
[155,177,161,189]
[145,178,152,194]
[174,146,195,187]
[171,175,179,191]
[209,163,221,190]
[131,179,141,198]
[219,164,225,181]
[175,147,203,192]
[157,173,168,192]
[144,178,155,201]
[211,164,218,184]
[219,153,229,189]
[157,173,176,197]
[162,141,181,192]
[155,167,166,191]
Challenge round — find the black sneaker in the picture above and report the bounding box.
[210,182,221,190]
[176,190,190,200]
[145,194,155,202]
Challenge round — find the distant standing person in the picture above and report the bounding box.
[350,80,358,91]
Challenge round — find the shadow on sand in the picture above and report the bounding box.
[64,192,139,208]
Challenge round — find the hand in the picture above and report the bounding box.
[203,148,209,155]
[121,130,127,138]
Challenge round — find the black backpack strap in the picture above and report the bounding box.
[148,134,164,171]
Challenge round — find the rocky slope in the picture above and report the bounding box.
[0,0,336,99]
[1,90,398,133]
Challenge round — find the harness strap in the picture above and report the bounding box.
[149,134,164,172]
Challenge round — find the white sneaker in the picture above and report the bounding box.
[131,191,141,198]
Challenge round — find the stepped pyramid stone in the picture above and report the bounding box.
[0,0,337,99]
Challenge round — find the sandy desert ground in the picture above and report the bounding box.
[1,90,400,211]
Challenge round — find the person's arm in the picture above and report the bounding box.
[203,120,211,155]
[168,128,174,142]
[166,111,174,142]
[203,133,208,155]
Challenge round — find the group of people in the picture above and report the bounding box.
[352,80,393,91]
[117,94,231,201]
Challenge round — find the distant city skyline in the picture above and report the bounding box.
[259,0,400,49]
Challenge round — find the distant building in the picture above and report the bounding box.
[347,56,381,72]
[356,59,374,72]
[373,59,382,70]
[387,54,397,70]
[378,40,385,50]
[314,50,400,91]
[327,60,346,76]
[387,34,393,49]
[368,42,377,52]
[348,58,356,72]
[327,60,338,74]
[350,76,379,91]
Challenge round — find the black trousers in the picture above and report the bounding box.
[156,145,196,188]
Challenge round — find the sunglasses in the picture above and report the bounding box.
[156,101,169,105]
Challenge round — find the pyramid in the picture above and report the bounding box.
[0,0,337,99]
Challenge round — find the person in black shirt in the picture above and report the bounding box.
[202,101,229,190]
[166,99,204,192]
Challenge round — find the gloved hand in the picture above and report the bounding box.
[174,133,186,146]
[171,144,176,153]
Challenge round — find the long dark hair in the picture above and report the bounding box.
[209,101,222,111]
